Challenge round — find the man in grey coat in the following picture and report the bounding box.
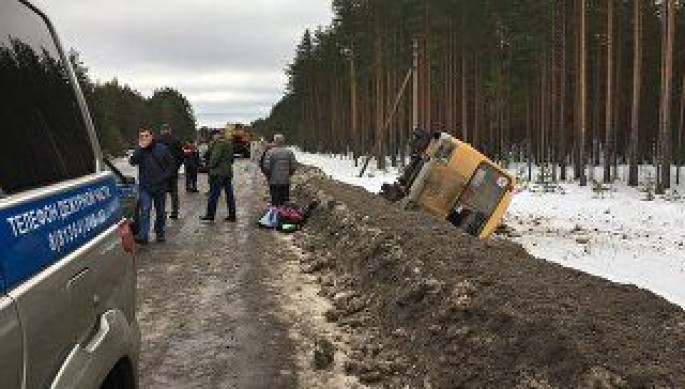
[261,134,297,206]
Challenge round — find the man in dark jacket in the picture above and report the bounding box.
[200,128,237,222]
[129,128,175,243]
[262,134,297,206]
[183,141,201,193]
[159,124,184,218]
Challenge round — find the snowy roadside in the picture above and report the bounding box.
[294,152,399,194]
[507,181,685,309]
[294,150,685,310]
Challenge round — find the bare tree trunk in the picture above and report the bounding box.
[629,0,642,186]
[350,47,359,160]
[560,0,568,181]
[474,51,481,148]
[420,37,427,129]
[374,33,385,169]
[678,70,685,185]
[591,48,602,179]
[540,57,547,168]
[504,68,511,167]
[550,2,557,179]
[579,0,588,186]
[574,0,581,180]
[657,0,675,193]
[613,24,622,177]
[604,0,614,183]
[461,47,468,141]
[527,94,533,181]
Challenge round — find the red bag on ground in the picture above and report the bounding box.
[275,205,304,224]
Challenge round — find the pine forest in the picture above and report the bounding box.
[69,52,197,155]
[256,0,685,191]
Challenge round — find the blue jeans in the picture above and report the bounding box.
[205,175,236,219]
[138,189,166,240]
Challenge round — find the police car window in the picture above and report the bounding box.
[0,1,95,195]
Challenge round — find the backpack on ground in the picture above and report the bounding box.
[257,201,317,233]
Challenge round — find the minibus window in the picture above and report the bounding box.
[465,163,510,215]
[450,163,511,234]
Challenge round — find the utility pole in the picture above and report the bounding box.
[359,40,417,177]
[349,45,358,161]
[412,39,419,133]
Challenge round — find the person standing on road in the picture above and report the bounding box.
[201,130,220,194]
[183,141,201,193]
[198,139,209,172]
[258,141,274,177]
[262,134,297,206]
[129,128,175,244]
[200,127,237,223]
[159,124,184,219]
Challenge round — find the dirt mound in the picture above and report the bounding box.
[290,167,685,388]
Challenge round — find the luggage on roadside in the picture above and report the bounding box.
[258,206,280,229]
[257,201,318,233]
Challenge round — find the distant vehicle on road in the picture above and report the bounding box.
[230,123,252,158]
[0,1,140,388]
[382,131,516,239]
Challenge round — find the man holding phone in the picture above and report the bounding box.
[129,128,175,244]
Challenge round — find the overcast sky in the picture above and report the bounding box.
[41,0,332,128]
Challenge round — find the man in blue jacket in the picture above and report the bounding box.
[129,128,175,244]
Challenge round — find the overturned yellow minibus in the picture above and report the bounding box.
[382,131,515,239]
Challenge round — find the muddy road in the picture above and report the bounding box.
[135,160,360,388]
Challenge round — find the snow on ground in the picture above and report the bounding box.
[294,151,400,194]
[294,150,685,310]
[507,177,685,309]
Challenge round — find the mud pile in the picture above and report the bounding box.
[290,167,685,388]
